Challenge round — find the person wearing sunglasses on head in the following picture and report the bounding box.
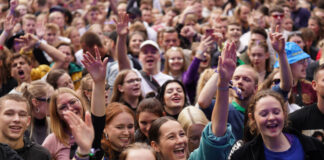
[21,81,54,145]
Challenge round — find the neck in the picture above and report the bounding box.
[170,70,182,76]
[233,97,250,109]
[0,136,24,150]
[144,69,158,75]
[164,106,182,116]
[292,78,299,87]
[262,132,291,152]
[317,96,324,114]
[254,64,266,73]
[122,95,139,109]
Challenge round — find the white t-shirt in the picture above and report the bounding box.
[134,70,173,96]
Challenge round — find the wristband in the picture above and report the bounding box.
[218,86,229,91]
[35,40,41,48]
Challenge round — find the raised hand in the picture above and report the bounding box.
[4,14,18,33]
[15,33,39,51]
[10,0,18,12]
[180,26,196,38]
[81,46,108,83]
[63,111,94,154]
[217,42,237,84]
[114,12,129,36]
[196,35,213,60]
[270,25,285,55]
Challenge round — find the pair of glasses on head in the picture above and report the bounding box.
[125,78,142,84]
[272,14,284,19]
[36,97,51,103]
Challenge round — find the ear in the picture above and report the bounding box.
[31,98,38,107]
[312,80,317,91]
[151,141,161,152]
[265,52,270,59]
[118,84,124,93]
[248,112,254,121]
[26,116,31,127]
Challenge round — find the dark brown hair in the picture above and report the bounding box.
[136,98,164,121]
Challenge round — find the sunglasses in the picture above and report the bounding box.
[272,79,281,85]
[36,97,51,103]
[272,14,284,19]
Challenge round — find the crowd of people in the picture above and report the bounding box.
[0,0,324,159]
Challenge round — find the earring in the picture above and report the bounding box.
[104,133,109,140]
[35,107,40,113]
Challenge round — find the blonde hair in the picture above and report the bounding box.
[45,23,60,33]
[119,142,156,160]
[49,88,87,145]
[177,106,209,133]
[163,47,187,75]
[196,68,216,102]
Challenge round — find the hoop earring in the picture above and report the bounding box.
[35,107,40,113]
[104,133,109,140]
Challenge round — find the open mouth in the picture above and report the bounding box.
[120,137,130,143]
[174,147,185,158]
[18,70,25,79]
[266,123,279,129]
[9,126,22,133]
[171,97,181,103]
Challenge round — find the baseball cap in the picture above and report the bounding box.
[140,40,161,53]
[274,42,310,68]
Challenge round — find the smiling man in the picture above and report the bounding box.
[0,94,50,159]
[137,40,173,96]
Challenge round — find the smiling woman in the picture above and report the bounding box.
[158,80,188,120]
[231,90,324,160]
[42,88,87,160]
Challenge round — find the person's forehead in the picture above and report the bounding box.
[228,25,240,29]
[164,32,178,38]
[251,33,266,40]
[271,11,284,15]
[0,100,28,113]
[234,67,255,77]
[13,57,27,63]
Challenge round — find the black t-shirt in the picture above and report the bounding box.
[288,103,324,136]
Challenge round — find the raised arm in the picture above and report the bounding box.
[114,12,131,70]
[0,14,17,46]
[82,47,108,116]
[16,34,67,63]
[212,42,237,136]
[197,72,219,109]
[270,25,293,91]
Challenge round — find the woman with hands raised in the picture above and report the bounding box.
[82,47,137,160]
[182,35,214,104]
[148,42,237,160]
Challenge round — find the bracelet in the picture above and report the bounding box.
[74,154,89,160]
[218,86,229,91]
[35,40,41,48]
[76,150,90,158]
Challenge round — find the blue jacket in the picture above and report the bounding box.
[189,123,236,160]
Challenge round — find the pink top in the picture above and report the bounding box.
[42,133,75,160]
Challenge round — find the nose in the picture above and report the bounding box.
[13,114,21,122]
[176,135,187,144]
[268,113,275,120]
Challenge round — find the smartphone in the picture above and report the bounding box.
[206,29,214,37]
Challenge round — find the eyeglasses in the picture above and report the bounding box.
[58,98,80,111]
[272,14,284,19]
[36,97,51,103]
[125,78,142,84]
[272,79,281,85]
[296,59,308,65]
